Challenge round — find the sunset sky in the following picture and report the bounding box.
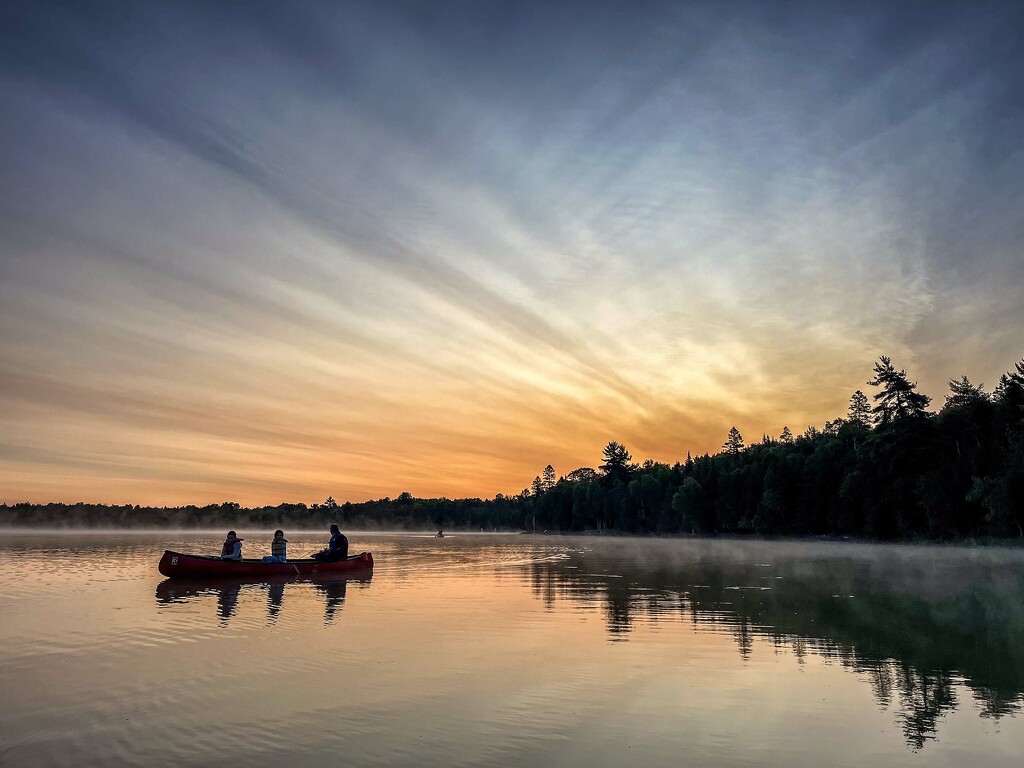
[2,1,1023,505]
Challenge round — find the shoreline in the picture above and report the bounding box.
[2,525,1022,548]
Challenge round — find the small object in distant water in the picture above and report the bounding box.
[436,530,445,538]
[220,531,243,561]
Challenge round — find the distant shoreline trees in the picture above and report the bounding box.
[4,356,1023,541]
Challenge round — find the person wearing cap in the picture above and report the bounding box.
[220,530,243,561]
[263,530,288,563]
[313,523,348,561]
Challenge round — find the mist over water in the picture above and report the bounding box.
[2,532,1023,767]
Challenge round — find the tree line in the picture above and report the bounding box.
[3,355,1023,540]
[516,355,1024,540]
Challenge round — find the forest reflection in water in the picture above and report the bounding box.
[8,533,1024,765]
[155,573,372,626]
[521,540,1024,750]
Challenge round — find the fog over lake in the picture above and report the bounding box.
[2,532,1023,767]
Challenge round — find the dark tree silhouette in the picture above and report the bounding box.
[599,441,633,486]
[723,427,744,454]
[944,376,988,410]
[564,467,597,483]
[848,390,873,427]
[531,476,544,496]
[868,356,932,424]
[994,359,1024,405]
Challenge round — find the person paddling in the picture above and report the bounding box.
[313,524,348,561]
[220,531,243,561]
[263,530,288,563]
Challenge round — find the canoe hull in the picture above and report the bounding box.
[158,549,373,579]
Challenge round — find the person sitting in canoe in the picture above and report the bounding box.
[262,529,288,563]
[220,531,243,561]
[313,523,348,561]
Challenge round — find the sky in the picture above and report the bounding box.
[1,0,1023,505]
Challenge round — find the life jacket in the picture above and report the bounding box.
[222,539,241,558]
[272,538,287,558]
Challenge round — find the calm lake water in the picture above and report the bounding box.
[2,532,1024,767]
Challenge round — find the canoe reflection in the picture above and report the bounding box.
[155,572,372,626]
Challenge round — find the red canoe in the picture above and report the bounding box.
[158,549,374,579]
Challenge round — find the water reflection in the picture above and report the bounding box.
[312,578,347,624]
[155,573,372,626]
[216,582,240,624]
[6,534,1024,764]
[267,581,284,624]
[524,544,1024,750]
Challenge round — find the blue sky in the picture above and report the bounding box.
[1,1,1022,503]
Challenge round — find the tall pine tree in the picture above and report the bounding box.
[599,442,633,485]
[867,356,931,424]
[848,390,873,427]
[943,376,988,410]
[723,427,745,454]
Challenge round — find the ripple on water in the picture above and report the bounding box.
[4,533,1024,766]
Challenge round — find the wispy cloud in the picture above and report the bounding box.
[1,1,1022,503]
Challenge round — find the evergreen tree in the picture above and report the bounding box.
[994,360,1024,405]
[600,441,633,485]
[943,376,987,410]
[531,476,544,496]
[723,427,745,454]
[779,426,794,444]
[542,464,556,491]
[867,356,932,424]
[848,390,872,427]
[823,418,845,436]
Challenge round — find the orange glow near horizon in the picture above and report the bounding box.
[0,330,1003,506]
[3,3,1023,506]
